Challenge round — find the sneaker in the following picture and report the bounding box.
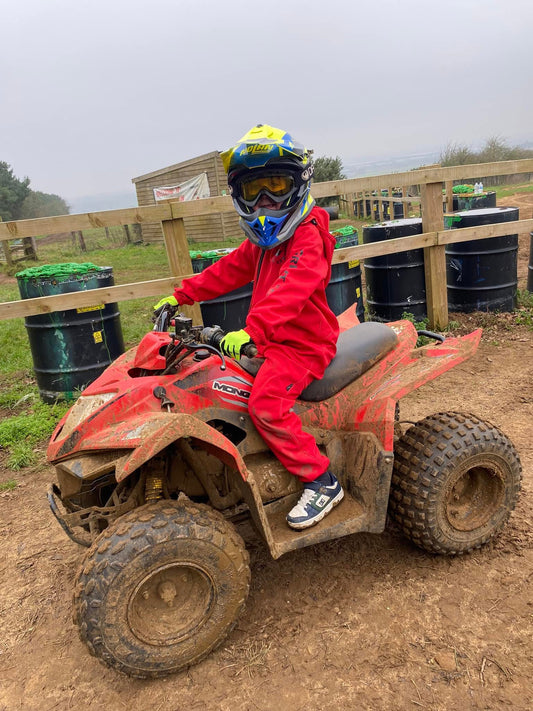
[286,471,344,530]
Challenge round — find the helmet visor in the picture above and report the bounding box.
[239,173,295,202]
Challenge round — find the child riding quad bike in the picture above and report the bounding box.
[47,303,521,679]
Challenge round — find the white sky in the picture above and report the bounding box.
[1,0,531,208]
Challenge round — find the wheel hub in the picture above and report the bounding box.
[445,460,505,532]
[128,562,215,646]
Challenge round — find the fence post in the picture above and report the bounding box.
[1,240,13,266]
[445,180,454,212]
[161,218,203,324]
[421,182,448,329]
[345,193,355,218]
[364,192,370,219]
[22,237,37,260]
[356,192,362,219]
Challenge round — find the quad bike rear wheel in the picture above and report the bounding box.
[74,499,250,678]
[389,411,521,554]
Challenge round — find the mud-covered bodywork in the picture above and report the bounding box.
[47,307,481,558]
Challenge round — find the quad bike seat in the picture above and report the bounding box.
[300,322,398,401]
[240,322,398,402]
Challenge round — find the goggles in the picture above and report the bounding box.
[239,173,295,202]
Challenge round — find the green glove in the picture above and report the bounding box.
[153,295,178,311]
[220,329,252,360]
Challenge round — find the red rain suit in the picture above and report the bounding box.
[174,205,339,482]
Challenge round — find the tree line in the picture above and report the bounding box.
[0,162,69,222]
[440,136,533,166]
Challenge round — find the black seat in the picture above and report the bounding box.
[299,322,398,401]
[239,322,398,402]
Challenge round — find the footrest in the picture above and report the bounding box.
[263,492,368,558]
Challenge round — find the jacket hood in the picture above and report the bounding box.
[304,204,336,263]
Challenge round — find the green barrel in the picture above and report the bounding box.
[453,191,497,211]
[16,263,125,403]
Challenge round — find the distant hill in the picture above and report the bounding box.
[65,140,532,214]
[343,150,441,178]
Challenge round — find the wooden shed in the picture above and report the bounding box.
[132,151,241,244]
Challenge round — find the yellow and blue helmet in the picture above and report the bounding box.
[221,124,315,249]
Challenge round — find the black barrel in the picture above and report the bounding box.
[327,229,365,323]
[452,191,497,212]
[190,250,252,331]
[393,194,404,220]
[383,192,405,221]
[445,207,519,312]
[363,218,426,322]
[527,232,533,293]
[16,264,124,403]
[323,204,339,221]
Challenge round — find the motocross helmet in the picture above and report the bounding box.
[221,124,315,249]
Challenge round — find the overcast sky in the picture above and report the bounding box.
[2,0,531,212]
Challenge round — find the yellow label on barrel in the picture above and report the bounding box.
[77,304,104,313]
[93,331,103,344]
[356,287,361,298]
[348,260,360,269]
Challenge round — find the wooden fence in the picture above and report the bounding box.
[1,158,532,330]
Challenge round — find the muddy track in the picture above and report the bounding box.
[1,196,532,710]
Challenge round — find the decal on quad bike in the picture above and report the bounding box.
[212,376,252,409]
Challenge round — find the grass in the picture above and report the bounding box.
[494,183,533,198]
[0,396,69,469]
[0,478,18,491]
[515,289,533,328]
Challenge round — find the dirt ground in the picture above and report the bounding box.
[1,195,532,711]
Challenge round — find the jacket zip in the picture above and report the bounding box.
[251,249,265,307]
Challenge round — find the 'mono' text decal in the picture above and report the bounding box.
[212,380,251,399]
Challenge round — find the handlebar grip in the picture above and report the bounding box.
[242,343,258,359]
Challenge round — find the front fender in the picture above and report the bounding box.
[115,413,249,483]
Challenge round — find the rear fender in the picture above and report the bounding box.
[353,329,482,450]
[369,328,483,402]
[300,327,482,452]
[115,413,248,483]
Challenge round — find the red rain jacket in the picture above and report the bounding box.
[174,205,339,377]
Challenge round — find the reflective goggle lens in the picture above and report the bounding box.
[240,174,294,201]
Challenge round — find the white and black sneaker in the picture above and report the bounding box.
[286,471,344,530]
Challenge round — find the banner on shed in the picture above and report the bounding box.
[153,172,210,202]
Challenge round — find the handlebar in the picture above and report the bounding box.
[152,305,257,364]
[200,325,258,359]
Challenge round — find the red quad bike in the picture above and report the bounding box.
[47,304,521,679]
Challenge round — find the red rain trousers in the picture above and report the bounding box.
[174,205,339,482]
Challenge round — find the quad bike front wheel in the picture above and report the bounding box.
[389,411,521,555]
[74,499,250,678]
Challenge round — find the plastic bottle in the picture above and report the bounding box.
[479,181,483,194]
[474,182,480,194]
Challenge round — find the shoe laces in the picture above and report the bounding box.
[291,487,319,517]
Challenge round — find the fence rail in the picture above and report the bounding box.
[1,158,532,329]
